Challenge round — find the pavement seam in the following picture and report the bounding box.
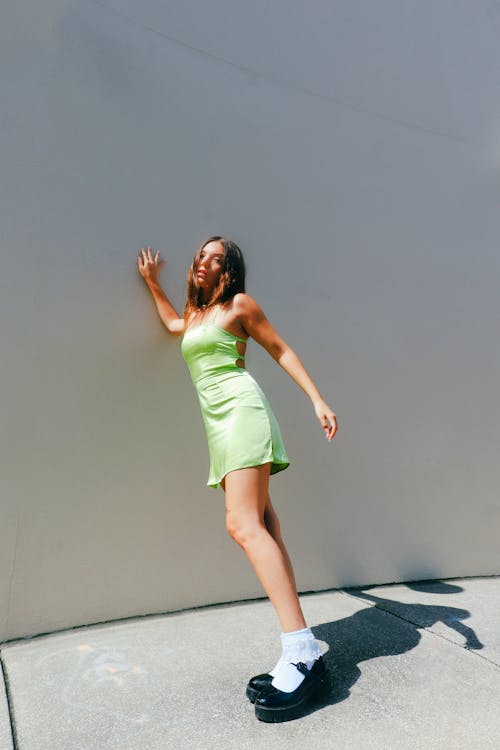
[0,649,19,750]
[339,589,500,670]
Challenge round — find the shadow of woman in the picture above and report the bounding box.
[303,579,483,719]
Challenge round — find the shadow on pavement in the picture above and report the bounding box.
[300,579,483,720]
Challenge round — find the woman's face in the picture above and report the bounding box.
[196,240,225,291]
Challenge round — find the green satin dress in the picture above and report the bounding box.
[181,306,290,489]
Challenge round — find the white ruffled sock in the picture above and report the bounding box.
[269,653,285,679]
[270,627,323,693]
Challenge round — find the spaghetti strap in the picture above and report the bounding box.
[211,305,220,326]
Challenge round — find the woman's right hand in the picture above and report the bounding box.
[137,246,165,283]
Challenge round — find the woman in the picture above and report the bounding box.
[137,236,338,722]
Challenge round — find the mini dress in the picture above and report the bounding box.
[181,306,290,489]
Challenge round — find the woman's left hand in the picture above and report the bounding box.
[314,400,338,442]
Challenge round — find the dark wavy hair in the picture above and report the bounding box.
[183,235,246,319]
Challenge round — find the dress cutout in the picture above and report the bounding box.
[181,306,290,489]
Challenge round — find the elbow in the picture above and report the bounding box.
[275,345,290,363]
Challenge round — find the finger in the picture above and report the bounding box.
[323,417,336,439]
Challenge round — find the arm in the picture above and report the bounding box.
[234,293,338,441]
[137,247,185,335]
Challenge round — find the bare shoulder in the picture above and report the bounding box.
[169,317,187,335]
[232,292,266,323]
[232,293,287,359]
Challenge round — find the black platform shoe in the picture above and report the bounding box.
[254,656,329,723]
[246,672,273,703]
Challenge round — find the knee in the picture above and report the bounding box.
[225,514,263,549]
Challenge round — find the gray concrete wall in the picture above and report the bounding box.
[1,0,499,641]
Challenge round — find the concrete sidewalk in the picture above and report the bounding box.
[1,576,499,749]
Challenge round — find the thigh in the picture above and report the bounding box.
[222,462,272,523]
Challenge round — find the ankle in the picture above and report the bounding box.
[281,623,307,634]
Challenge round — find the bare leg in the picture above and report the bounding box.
[263,494,298,595]
[222,463,307,633]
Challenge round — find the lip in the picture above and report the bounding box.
[197,271,207,278]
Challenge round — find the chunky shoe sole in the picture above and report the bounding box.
[255,669,329,723]
[255,676,328,722]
